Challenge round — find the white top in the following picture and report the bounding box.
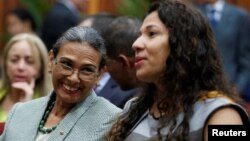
[35,131,50,141]
[94,72,111,93]
[206,0,225,21]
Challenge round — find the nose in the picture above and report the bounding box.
[17,59,27,70]
[132,36,144,52]
[67,70,80,83]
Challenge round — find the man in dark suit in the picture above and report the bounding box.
[80,13,141,108]
[40,0,85,51]
[96,16,142,109]
[94,72,139,109]
[195,0,250,99]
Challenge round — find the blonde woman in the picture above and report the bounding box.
[0,33,52,122]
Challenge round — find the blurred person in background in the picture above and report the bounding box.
[103,16,142,108]
[195,0,250,102]
[80,13,136,108]
[6,7,37,36]
[79,12,116,37]
[40,0,88,51]
[0,33,52,122]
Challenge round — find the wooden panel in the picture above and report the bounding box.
[0,0,20,50]
[87,0,99,14]
[0,0,4,50]
[5,0,20,13]
[228,0,250,12]
[0,1,4,32]
[84,0,121,15]
[99,0,120,14]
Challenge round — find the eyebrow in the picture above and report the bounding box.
[145,25,159,31]
[140,24,158,33]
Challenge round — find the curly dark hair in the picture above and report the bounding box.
[107,0,241,140]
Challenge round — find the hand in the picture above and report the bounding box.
[12,78,35,102]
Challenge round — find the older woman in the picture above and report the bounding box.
[108,0,249,141]
[0,33,51,122]
[0,26,121,140]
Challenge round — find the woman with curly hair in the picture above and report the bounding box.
[107,0,250,141]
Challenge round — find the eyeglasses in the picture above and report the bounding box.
[54,58,99,81]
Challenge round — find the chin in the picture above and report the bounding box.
[137,75,148,83]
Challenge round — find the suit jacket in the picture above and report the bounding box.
[96,78,140,109]
[40,1,80,51]
[0,91,121,141]
[198,3,250,93]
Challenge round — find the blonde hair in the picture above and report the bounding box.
[1,33,52,97]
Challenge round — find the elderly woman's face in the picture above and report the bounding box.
[132,11,170,84]
[49,42,101,104]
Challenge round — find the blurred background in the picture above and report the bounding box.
[0,0,249,52]
[0,0,150,49]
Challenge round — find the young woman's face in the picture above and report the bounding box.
[49,42,101,104]
[132,11,170,84]
[6,40,40,84]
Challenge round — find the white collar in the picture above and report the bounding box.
[206,0,225,12]
[94,73,110,93]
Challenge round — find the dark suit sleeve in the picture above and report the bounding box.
[235,11,250,93]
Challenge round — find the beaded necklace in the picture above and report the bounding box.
[38,101,57,134]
